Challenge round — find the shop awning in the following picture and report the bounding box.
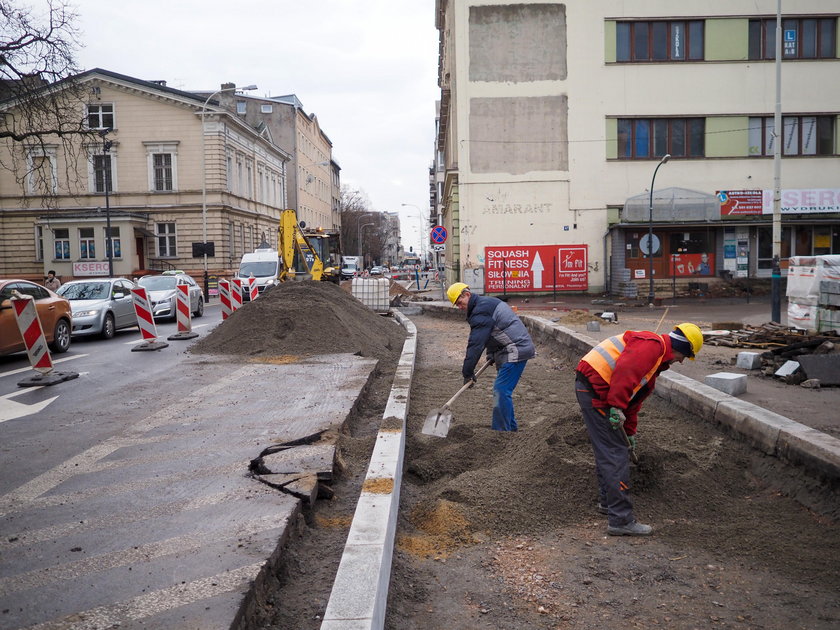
[622,187,719,223]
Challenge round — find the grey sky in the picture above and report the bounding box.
[71,0,439,252]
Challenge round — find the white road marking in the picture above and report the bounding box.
[0,395,59,424]
[0,354,87,379]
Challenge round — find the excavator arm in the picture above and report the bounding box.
[277,209,325,281]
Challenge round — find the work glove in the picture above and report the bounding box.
[608,407,626,430]
[627,434,637,449]
[464,374,476,386]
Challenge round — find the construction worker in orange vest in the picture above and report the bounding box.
[575,323,704,536]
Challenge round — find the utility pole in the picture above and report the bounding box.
[771,0,782,323]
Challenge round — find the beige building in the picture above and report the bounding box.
[435,1,840,296]
[211,91,338,231]
[0,68,289,290]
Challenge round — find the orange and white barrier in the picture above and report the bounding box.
[174,285,192,333]
[219,279,232,320]
[230,278,243,311]
[130,287,167,350]
[11,295,53,374]
[248,275,258,301]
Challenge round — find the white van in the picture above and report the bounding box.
[340,256,361,281]
[236,247,281,300]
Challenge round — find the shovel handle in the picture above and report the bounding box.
[443,359,494,408]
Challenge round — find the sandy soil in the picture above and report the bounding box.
[242,296,839,630]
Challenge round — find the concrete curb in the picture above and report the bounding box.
[320,310,417,630]
[421,304,840,483]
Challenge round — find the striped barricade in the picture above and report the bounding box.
[230,278,243,312]
[11,294,79,386]
[167,284,198,340]
[219,279,232,320]
[130,287,168,351]
[248,275,258,301]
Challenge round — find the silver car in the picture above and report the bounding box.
[57,278,138,339]
[137,271,204,320]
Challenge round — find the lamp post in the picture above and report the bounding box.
[400,203,428,266]
[99,129,114,278]
[356,212,372,256]
[200,83,257,300]
[647,154,670,306]
[359,222,375,269]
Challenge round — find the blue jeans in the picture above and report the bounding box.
[491,360,527,431]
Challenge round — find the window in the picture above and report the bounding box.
[749,17,836,60]
[87,103,114,129]
[748,116,835,156]
[153,154,173,191]
[104,227,121,258]
[226,150,233,191]
[246,160,253,198]
[616,20,704,62]
[27,146,58,194]
[35,226,44,261]
[617,118,705,159]
[260,104,273,113]
[236,101,247,114]
[92,154,113,193]
[156,222,177,257]
[79,227,96,259]
[54,228,70,260]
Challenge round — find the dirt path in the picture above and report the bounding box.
[386,313,840,630]
[257,306,839,630]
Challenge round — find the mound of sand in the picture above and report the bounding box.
[191,280,406,360]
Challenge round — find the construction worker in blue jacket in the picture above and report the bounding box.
[447,283,535,431]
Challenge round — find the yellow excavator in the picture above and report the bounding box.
[277,209,341,283]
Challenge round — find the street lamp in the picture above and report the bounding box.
[360,221,375,268]
[99,129,114,277]
[401,203,428,264]
[647,154,670,306]
[356,212,372,256]
[200,83,257,300]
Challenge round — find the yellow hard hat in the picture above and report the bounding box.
[446,282,469,305]
[672,323,703,360]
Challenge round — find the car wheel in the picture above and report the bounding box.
[101,313,115,339]
[49,319,71,354]
[193,296,204,318]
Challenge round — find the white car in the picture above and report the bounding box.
[57,278,138,338]
[137,271,204,320]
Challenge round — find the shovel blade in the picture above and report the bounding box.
[421,408,453,437]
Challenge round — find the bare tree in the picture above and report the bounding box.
[1,0,92,201]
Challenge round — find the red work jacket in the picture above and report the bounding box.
[576,331,674,435]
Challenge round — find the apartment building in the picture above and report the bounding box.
[0,69,290,285]
[434,1,840,295]
[213,91,339,231]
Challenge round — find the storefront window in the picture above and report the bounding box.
[757,226,792,269]
[814,226,832,255]
[668,231,714,276]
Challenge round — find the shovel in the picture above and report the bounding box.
[422,359,493,438]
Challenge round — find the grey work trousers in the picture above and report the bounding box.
[575,377,635,527]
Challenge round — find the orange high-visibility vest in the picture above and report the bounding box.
[580,331,666,398]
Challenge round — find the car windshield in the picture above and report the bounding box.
[57,282,111,300]
[239,261,278,277]
[139,276,177,291]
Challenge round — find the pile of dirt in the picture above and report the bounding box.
[191,280,406,360]
[557,309,601,325]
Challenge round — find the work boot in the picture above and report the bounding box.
[607,520,652,536]
[597,502,608,515]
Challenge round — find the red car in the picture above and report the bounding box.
[0,279,72,356]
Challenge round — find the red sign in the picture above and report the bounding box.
[669,253,714,277]
[718,190,762,215]
[484,245,588,292]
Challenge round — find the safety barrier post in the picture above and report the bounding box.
[11,294,79,387]
[230,278,243,312]
[248,275,259,301]
[130,287,168,351]
[167,284,198,341]
[219,279,232,320]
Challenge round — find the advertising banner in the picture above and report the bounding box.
[669,253,715,277]
[73,261,112,276]
[719,189,840,216]
[484,245,588,292]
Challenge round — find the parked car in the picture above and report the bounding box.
[0,279,72,356]
[369,266,387,276]
[57,278,138,339]
[136,271,204,320]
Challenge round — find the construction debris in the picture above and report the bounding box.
[705,322,839,349]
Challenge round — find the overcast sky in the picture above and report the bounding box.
[71,0,439,253]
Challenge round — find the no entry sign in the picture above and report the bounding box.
[484,245,588,292]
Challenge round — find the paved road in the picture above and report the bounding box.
[0,303,375,629]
